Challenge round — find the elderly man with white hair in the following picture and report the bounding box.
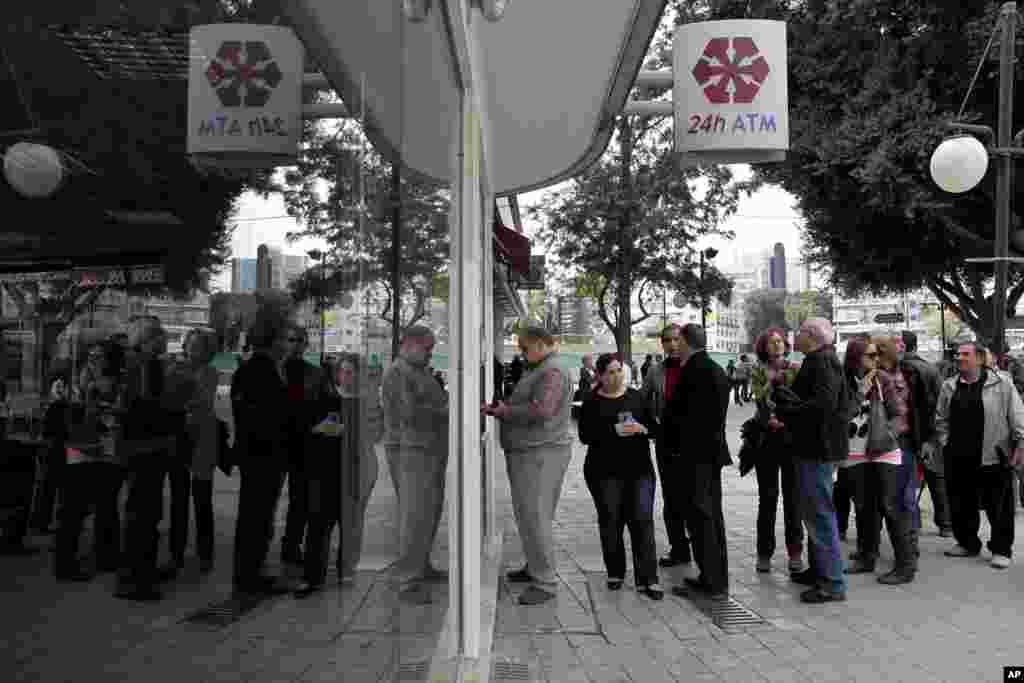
[774,317,851,604]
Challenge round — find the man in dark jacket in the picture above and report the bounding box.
[230,314,293,595]
[900,331,952,537]
[775,318,849,604]
[666,324,732,600]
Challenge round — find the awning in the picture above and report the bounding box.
[493,213,530,275]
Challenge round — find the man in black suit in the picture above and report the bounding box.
[667,324,732,600]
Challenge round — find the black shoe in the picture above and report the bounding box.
[844,559,875,574]
[236,575,291,596]
[607,578,624,590]
[0,541,40,556]
[518,586,555,605]
[638,584,664,601]
[877,568,915,585]
[506,568,534,583]
[678,576,728,599]
[157,564,182,582]
[658,555,691,568]
[800,587,845,604]
[199,559,214,575]
[293,582,322,598]
[790,568,818,586]
[55,567,93,582]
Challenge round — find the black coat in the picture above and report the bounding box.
[664,350,732,468]
[774,346,849,463]
[230,352,289,460]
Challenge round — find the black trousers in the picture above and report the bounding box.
[0,441,37,547]
[754,447,804,558]
[584,471,658,585]
[55,462,121,572]
[687,462,728,593]
[281,458,308,556]
[654,439,691,561]
[233,458,286,586]
[120,453,169,588]
[948,454,1016,558]
[851,461,915,569]
[31,442,65,531]
[921,468,952,532]
[167,465,215,564]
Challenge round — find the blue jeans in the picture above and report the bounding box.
[900,448,921,531]
[797,461,846,594]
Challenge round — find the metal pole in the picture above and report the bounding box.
[993,2,1016,359]
[390,162,402,358]
[700,251,707,330]
[940,302,947,352]
[320,257,326,364]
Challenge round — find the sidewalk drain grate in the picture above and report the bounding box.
[181,594,266,628]
[395,660,430,680]
[492,660,532,681]
[704,597,769,632]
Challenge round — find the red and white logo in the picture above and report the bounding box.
[691,37,771,105]
[204,41,283,108]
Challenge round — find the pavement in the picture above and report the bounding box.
[4,401,1024,683]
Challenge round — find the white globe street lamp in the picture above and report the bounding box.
[929,135,989,194]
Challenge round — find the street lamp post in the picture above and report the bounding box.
[699,247,718,330]
[930,1,1024,360]
[307,248,326,363]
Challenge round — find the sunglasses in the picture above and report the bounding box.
[864,352,878,358]
[286,337,302,343]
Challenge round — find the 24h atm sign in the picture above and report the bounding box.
[674,20,789,165]
[188,24,303,168]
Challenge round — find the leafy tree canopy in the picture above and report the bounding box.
[708,0,1024,343]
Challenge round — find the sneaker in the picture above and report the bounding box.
[938,528,954,538]
[638,583,664,601]
[944,545,980,558]
[756,556,771,573]
[788,556,805,573]
[506,568,534,583]
[991,555,1012,569]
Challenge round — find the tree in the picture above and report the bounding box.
[784,290,834,332]
[529,3,752,363]
[725,1,1024,345]
[743,289,788,344]
[273,120,450,344]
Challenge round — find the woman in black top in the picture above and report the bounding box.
[578,353,663,600]
[295,353,382,597]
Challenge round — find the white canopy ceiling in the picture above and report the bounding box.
[281,0,667,195]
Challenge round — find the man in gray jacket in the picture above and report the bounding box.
[931,341,1024,570]
[641,324,693,567]
[382,326,449,587]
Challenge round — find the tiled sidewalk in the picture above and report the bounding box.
[4,402,1024,682]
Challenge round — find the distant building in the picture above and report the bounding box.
[230,258,257,293]
[769,242,787,290]
[556,296,594,339]
[256,244,307,291]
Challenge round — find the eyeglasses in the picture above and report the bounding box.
[661,337,680,343]
[286,337,302,343]
[864,352,878,358]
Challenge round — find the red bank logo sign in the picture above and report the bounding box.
[691,37,770,105]
[204,41,283,108]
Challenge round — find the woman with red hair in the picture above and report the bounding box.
[749,328,805,574]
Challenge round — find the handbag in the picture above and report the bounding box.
[866,379,901,458]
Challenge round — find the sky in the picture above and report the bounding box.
[215,165,803,291]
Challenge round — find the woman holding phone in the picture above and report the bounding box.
[578,353,663,600]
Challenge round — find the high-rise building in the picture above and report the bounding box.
[230,258,257,293]
[256,244,308,291]
[769,242,787,289]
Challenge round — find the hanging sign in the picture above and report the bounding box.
[187,24,303,169]
[674,20,788,165]
[0,265,165,287]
